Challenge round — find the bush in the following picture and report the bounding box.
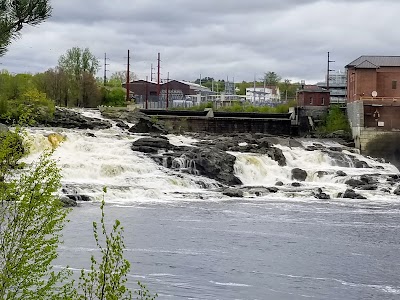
[317,105,350,134]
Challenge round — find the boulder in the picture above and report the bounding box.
[44,108,112,129]
[394,187,400,196]
[131,137,172,153]
[116,120,130,129]
[313,188,330,200]
[336,170,347,177]
[291,168,307,181]
[342,189,367,199]
[128,113,167,134]
[222,188,244,198]
[345,179,365,188]
[275,181,284,186]
[59,196,77,207]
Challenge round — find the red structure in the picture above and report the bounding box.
[296,88,330,107]
[346,55,400,102]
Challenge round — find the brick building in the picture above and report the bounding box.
[346,55,400,158]
[346,55,400,101]
[296,87,330,107]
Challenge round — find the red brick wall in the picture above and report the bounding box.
[297,91,330,107]
[347,67,400,101]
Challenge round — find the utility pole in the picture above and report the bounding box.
[103,53,109,86]
[126,49,130,102]
[199,74,202,86]
[327,51,335,91]
[150,64,155,82]
[145,75,149,109]
[157,52,161,96]
[166,72,169,110]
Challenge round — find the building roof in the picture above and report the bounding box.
[298,87,330,93]
[346,56,400,68]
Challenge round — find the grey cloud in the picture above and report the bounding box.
[2,0,400,83]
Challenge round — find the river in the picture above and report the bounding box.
[23,111,400,299]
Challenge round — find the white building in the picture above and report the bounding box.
[245,85,281,105]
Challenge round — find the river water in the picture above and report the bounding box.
[24,111,400,299]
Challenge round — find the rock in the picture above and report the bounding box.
[360,175,377,185]
[266,147,286,166]
[116,120,130,129]
[345,179,365,188]
[317,171,329,178]
[292,182,302,187]
[128,113,167,134]
[359,184,378,191]
[59,196,77,207]
[313,188,331,200]
[267,187,279,193]
[47,133,66,149]
[291,168,307,181]
[131,137,172,153]
[65,194,92,202]
[222,188,244,198]
[85,132,96,138]
[354,159,371,168]
[275,181,284,186]
[336,170,347,177]
[44,108,112,129]
[342,189,367,199]
[394,187,400,195]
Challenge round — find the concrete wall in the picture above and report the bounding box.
[347,101,364,149]
[158,116,293,135]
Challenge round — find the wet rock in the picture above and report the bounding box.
[360,175,377,185]
[275,181,284,186]
[85,132,96,138]
[65,194,92,202]
[59,196,77,207]
[116,120,130,129]
[394,187,400,196]
[131,137,172,153]
[336,170,347,177]
[381,188,391,193]
[354,159,371,168]
[222,188,244,198]
[44,108,112,129]
[317,171,329,178]
[128,113,167,134]
[267,187,279,193]
[291,182,302,187]
[313,188,330,200]
[345,179,365,188]
[291,168,307,181]
[359,184,378,191]
[266,147,286,166]
[342,189,367,199]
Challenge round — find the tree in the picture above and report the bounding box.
[0,150,73,299]
[109,71,138,87]
[264,71,282,85]
[58,47,100,107]
[0,0,51,56]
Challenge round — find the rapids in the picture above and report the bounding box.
[22,109,399,204]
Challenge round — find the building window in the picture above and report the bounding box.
[392,80,397,89]
[321,97,325,105]
[309,97,313,105]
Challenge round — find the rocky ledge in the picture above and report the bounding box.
[41,108,112,129]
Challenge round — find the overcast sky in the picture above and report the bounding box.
[1,0,399,84]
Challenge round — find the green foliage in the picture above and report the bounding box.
[0,87,55,125]
[0,151,73,299]
[0,0,52,56]
[102,87,126,107]
[317,105,350,133]
[77,191,157,300]
[0,128,25,181]
[77,197,132,300]
[58,47,101,107]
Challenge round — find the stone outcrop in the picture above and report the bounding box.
[43,108,112,129]
[291,168,308,181]
[132,136,242,186]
